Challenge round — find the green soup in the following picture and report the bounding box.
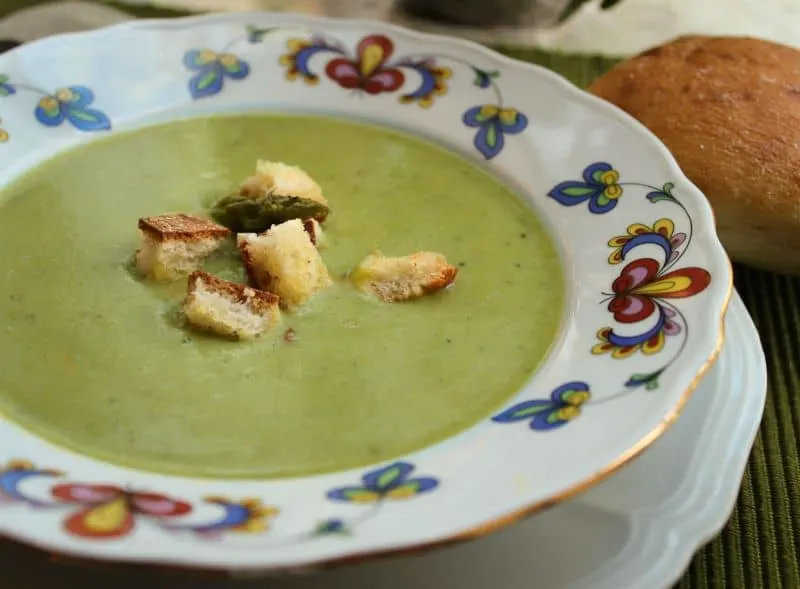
[0,114,564,479]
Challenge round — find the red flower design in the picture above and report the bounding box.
[609,258,711,324]
[324,35,405,94]
[52,483,191,539]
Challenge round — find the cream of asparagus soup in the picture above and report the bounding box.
[0,114,564,479]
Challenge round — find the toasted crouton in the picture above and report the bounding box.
[183,271,280,340]
[136,214,230,281]
[240,160,328,219]
[238,219,332,310]
[350,251,458,302]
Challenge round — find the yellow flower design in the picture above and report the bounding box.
[400,65,452,108]
[607,219,684,264]
[592,326,666,358]
[280,39,320,84]
[38,96,58,111]
[5,460,35,472]
[205,496,280,534]
[218,53,239,68]
[231,499,279,534]
[54,88,74,103]
[198,49,218,64]
[600,170,622,199]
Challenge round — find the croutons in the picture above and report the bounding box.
[211,161,330,233]
[350,251,458,302]
[238,219,333,311]
[241,160,329,217]
[136,214,230,281]
[302,218,326,248]
[183,271,280,340]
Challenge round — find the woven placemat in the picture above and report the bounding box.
[1,3,799,587]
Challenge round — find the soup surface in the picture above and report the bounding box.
[0,114,564,478]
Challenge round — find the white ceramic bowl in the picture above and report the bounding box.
[0,12,731,573]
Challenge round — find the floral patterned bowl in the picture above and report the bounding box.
[0,12,731,573]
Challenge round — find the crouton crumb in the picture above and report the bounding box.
[238,219,333,311]
[135,214,230,281]
[302,218,327,248]
[350,251,458,302]
[183,271,280,340]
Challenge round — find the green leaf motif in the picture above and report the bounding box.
[246,24,280,43]
[662,181,675,195]
[626,371,662,390]
[509,404,551,419]
[376,465,404,490]
[595,194,611,207]
[484,124,498,148]
[314,520,350,536]
[645,379,660,391]
[0,87,10,97]
[196,71,219,92]
[561,186,596,197]
[68,109,100,123]
[0,75,8,84]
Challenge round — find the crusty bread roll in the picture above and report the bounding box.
[589,36,800,275]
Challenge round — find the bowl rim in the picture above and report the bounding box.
[0,10,733,574]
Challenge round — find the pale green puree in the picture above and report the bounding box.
[0,114,564,479]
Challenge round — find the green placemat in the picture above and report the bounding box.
[1,2,800,587]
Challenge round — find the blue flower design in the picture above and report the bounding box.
[184,49,251,99]
[462,104,528,160]
[492,381,591,431]
[547,162,623,214]
[0,74,15,97]
[326,461,439,503]
[34,86,111,132]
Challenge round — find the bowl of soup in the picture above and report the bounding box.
[0,13,731,573]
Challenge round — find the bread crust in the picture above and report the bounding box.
[138,214,230,242]
[187,271,279,315]
[588,35,800,274]
[183,271,281,339]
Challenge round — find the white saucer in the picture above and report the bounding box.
[258,290,765,589]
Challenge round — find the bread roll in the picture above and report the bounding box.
[589,36,800,275]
